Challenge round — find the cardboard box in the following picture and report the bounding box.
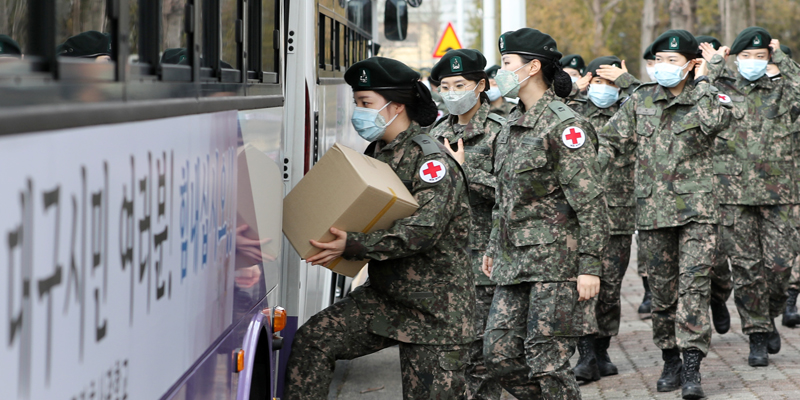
[283,143,419,277]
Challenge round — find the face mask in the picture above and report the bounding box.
[441,85,479,115]
[736,59,768,81]
[430,90,443,104]
[654,61,690,88]
[587,84,620,108]
[646,65,656,81]
[351,101,398,142]
[767,71,782,80]
[486,86,502,101]
[570,76,579,84]
[495,62,532,98]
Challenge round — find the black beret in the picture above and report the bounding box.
[560,54,586,73]
[585,56,621,78]
[651,30,698,57]
[485,65,501,78]
[498,28,562,61]
[781,44,792,59]
[695,35,722,50]
[730,27,771,55]
[161,48,188,64]
[345,57,419,91]
[0,35,21,57]
[57,31,111,58]
[643,43,655,60]
[431,49,487,81]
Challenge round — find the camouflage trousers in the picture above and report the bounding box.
[709,205,797,333]
[598,234,632,337]
[483,282,581,400]
[789,255,800,292]
[639,222,715,355]
[284,296,468,400]
[632,233,647,277]
[466,285,502,400]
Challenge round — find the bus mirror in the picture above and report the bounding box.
[384,0,408,41]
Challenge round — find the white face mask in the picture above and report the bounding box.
[440,84,480,115]
[646,65,656,81]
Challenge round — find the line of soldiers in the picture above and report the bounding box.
[285,25,800,400]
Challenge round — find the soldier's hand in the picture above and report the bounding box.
[482,255,493,278]
[443,137,465,165]
[307,227,347,267]
[770,39,781,52]
[577,274,600,301]
[695,59,708,78]
[576,73,592,91]
[596,62,627,82]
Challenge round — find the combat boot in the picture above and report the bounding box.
[656,348,682,392]
[572,335,600,382]
[748,332,769,366]
[639,276,652,317]
[594,336,618,376]
[710,298,730,334]
[681,349,705,400]
[782,289,800,327]
[768,319,781,354]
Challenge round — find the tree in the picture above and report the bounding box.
[669,0,696,32]
[640,0,658,77]
[584,0,625,56]
[719,0,748,45]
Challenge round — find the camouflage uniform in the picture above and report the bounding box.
[284,122,476,400]
[485,89,609,399]
[429,100,504,400]
[598,79,732,355]
[569,71,641,337]
[706,51,800,333]
[490,100,515,118]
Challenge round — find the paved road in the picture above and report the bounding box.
[328,241,800,399]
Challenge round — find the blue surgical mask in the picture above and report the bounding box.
[486,86,502,101]
[570,76,579,84]
[351,101,398,142]
[653,61,690,88]
[646,65,656,81]
[736,59,768,81]
[588,83,620,108]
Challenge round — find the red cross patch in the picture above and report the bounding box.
[561,126,586,149]
[718,94,731,104]
[419,160,447,183]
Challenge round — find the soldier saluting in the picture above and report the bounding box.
[481,28,608,399]
[598,30,732,400]
[284,57,476,399]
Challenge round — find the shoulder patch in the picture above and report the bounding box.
[561,126,586,149]
[419,160,447,184]
[548,101,575,122]
[717,93,731,104]
[411,134,442,156]
[487,112,506,125]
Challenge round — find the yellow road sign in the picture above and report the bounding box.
[433,22,462,58]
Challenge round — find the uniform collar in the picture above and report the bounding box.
[513,89,556,129]
[650,82,694,107]
[585,99,618,117]
[445,100,491,141]
[378,121,422,152]
[735,72,775,93]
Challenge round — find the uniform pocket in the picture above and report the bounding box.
[528,281,580,338]
[673,178,713,194]
[507,219,556,247]
[713,156,742,175]
[513,144,548,173]
[438,348,467,371]
[607,192,634,207]
[635,184,652,198]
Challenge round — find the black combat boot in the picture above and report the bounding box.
[748,332,769,366]
[595,336,619,376]
[681,349,705,400]
[782,289,800,327]
[710,298,730,334]
[639,276,652,317]
[768,319,781,354]
[573,335,600,382]
[656,348,682,392]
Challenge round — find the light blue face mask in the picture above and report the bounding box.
[587,83,620,108]
[653,61,690,88]
[351,101,398,142]
[736,59,768,81]
[486,86,502,101]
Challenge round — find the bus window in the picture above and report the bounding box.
[261,0,278,79]
[55,0,112,62]
[0,0,26,67]
[221,0,237,70]
[162,0,188,59]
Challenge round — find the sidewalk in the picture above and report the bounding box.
[328,246,800,399]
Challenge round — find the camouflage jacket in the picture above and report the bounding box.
[490,99,515,118]
[599,80,733,230]
[487,89,609,285]
[570,99,636,235]
[343,122,476,345]
[430,100,505,285]
[708,53,799,206]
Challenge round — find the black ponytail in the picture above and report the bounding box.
[376,82,439,127]
[519,54,574,98]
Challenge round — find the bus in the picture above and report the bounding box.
[0,0,413,399]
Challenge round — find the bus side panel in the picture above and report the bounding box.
[0,112,239,400]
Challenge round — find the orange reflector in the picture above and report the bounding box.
[234,348,244,372]
[273,306,287,333]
